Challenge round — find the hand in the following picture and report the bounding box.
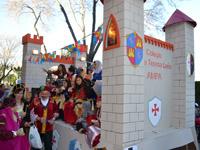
[61,86,65,91]
[48,118,55,125]
[16,128,25,136]
[36,116,40,121]
[68,87,73,92]
[91,120,100,127]
[54,113,59,118]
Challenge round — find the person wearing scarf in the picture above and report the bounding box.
[33,88,58,150]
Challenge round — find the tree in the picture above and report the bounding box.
[6,0,55,53]
[58,0,185,68]
[144,0,185,33]
[56,0,103,69]
[5,0,186,68]
[4,74,17,85]
[0,36,20,83]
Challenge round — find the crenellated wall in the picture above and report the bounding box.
[21,33,87,89]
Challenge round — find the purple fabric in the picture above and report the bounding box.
[163,9,197,31]
[0,107,30,150]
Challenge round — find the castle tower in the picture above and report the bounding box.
[22,34,43,88]
[101,0,146,149]
[164,9,197,128]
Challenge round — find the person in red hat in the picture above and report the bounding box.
[32,87,58,150]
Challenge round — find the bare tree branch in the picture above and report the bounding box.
[88,0,98,60]
[0,67,13,82]
[57,1,77,43]
[68,0,83,31]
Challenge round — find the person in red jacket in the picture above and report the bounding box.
[32,88,58,150]
[71,75,88,100]
[63,98,77,125]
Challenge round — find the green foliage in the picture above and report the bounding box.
[4,74,17,85]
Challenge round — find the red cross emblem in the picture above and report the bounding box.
[152,104,159,116]
[149,97,161,126]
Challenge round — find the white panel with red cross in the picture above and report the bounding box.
[148,97,162,127]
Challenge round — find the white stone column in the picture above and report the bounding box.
[165,23,195,128]
[101,0,145,149]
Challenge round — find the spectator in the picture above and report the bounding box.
[92,60,102,81]
[44,64,67,80]
[71,75,88,100]
[92,60,102,97]
[33,88,58,150]
[22,91,32,134]
[62,79,72,101]
[0,97,30,150]
[11,85,25,120]
[67,65,76,81]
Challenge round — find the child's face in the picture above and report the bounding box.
[63,81,68,88]
[76,77,82,85]
[58,65,63,71]
[15,90,23,101]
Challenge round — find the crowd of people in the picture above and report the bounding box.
[0,60,102,150]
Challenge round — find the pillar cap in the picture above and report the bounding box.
[163,9,197,31]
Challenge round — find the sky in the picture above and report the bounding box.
[0,0,199,80]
